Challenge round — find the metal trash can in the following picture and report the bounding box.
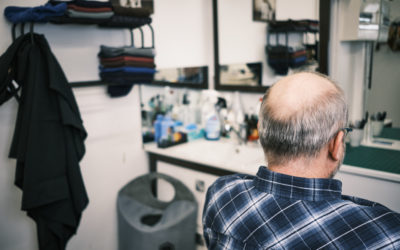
[117,172,198,250]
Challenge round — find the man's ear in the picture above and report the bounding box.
[328,131,344,161]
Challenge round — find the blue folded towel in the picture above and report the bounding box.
[4,3,67,23]
[99,66,157,74]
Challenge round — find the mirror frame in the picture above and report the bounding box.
[152,66,209,89]
[213,0,331,93]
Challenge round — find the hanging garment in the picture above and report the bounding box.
[0,33,88,250]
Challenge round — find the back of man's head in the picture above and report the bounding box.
[258,72,348,165]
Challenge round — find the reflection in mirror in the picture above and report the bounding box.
[154,66,208,86]
[366,1,400,128]
[253,0,276,22]
[220,62,262,86]
[213,0,327,92]
[150,0,211,90]
[266,20,319,76]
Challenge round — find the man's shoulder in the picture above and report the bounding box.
[340,194,400,222]
[341,194,399,211]
[207,173,255,196]
[203,173,256,217]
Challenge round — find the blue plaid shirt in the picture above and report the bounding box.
[203,166,400,249]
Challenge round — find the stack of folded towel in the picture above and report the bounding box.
[98,45,156,97]
[267,46,307,75]
[67,1,113,19]
[289,47,307,68]
[5,1,153,27]
[50,0,113,24]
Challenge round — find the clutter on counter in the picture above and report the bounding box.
[141,89,261,148]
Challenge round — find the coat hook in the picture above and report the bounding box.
[147,24,154,48]
[138,27,144,48]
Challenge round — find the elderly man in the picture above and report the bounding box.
[202,72,400,249]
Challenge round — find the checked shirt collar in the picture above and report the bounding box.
[253,166,343,201]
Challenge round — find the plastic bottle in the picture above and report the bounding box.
[232,91,245,125]
[205,107,221,140]
[160,116,174,142]
[154,114,164,142]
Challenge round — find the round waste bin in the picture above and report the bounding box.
[117,172,198,250]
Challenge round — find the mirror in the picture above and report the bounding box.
[150,0,211,90]
[153,66,208,89]
[213,0,330,92]
[366,1,400,128]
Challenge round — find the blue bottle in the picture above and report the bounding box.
[154,114,164,142]
[160,116,174,142]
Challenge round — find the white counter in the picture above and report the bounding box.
[144,138,400,182]
[145,138,400,214]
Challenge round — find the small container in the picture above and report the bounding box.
[205,114,221,140]
[350,128,363,147]
[371,121,384,137]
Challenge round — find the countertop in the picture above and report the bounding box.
[144,136,400,183]
[144,138,264,174]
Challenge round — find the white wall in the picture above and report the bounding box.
[0,1,148,250]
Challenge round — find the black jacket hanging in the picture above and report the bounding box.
[0,33,88,250]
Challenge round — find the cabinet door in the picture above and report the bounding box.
[156,161,220,235]
[335,171,400,213]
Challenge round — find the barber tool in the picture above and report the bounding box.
[370,111,387,121]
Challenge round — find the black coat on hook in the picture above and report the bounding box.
[0,32,88,250]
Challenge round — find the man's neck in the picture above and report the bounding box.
[268,152,334,179]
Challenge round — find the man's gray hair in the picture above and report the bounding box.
[258,74,348,165]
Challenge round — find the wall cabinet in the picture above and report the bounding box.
[157,162,218,233]
[148,152,235,249]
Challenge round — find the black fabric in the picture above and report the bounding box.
[107,83,134,97]
[0,33,88,250]
[49,15,110,24]
[51,0,111,8]
[100,72,154,82]
[269,19,319,32]
[72,0,112,8]
[99,15,152,29]
[111,5,152,17]
[100,60,155,68]
[266,46,290,75]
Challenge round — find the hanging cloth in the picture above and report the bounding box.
[0,33,88,250]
